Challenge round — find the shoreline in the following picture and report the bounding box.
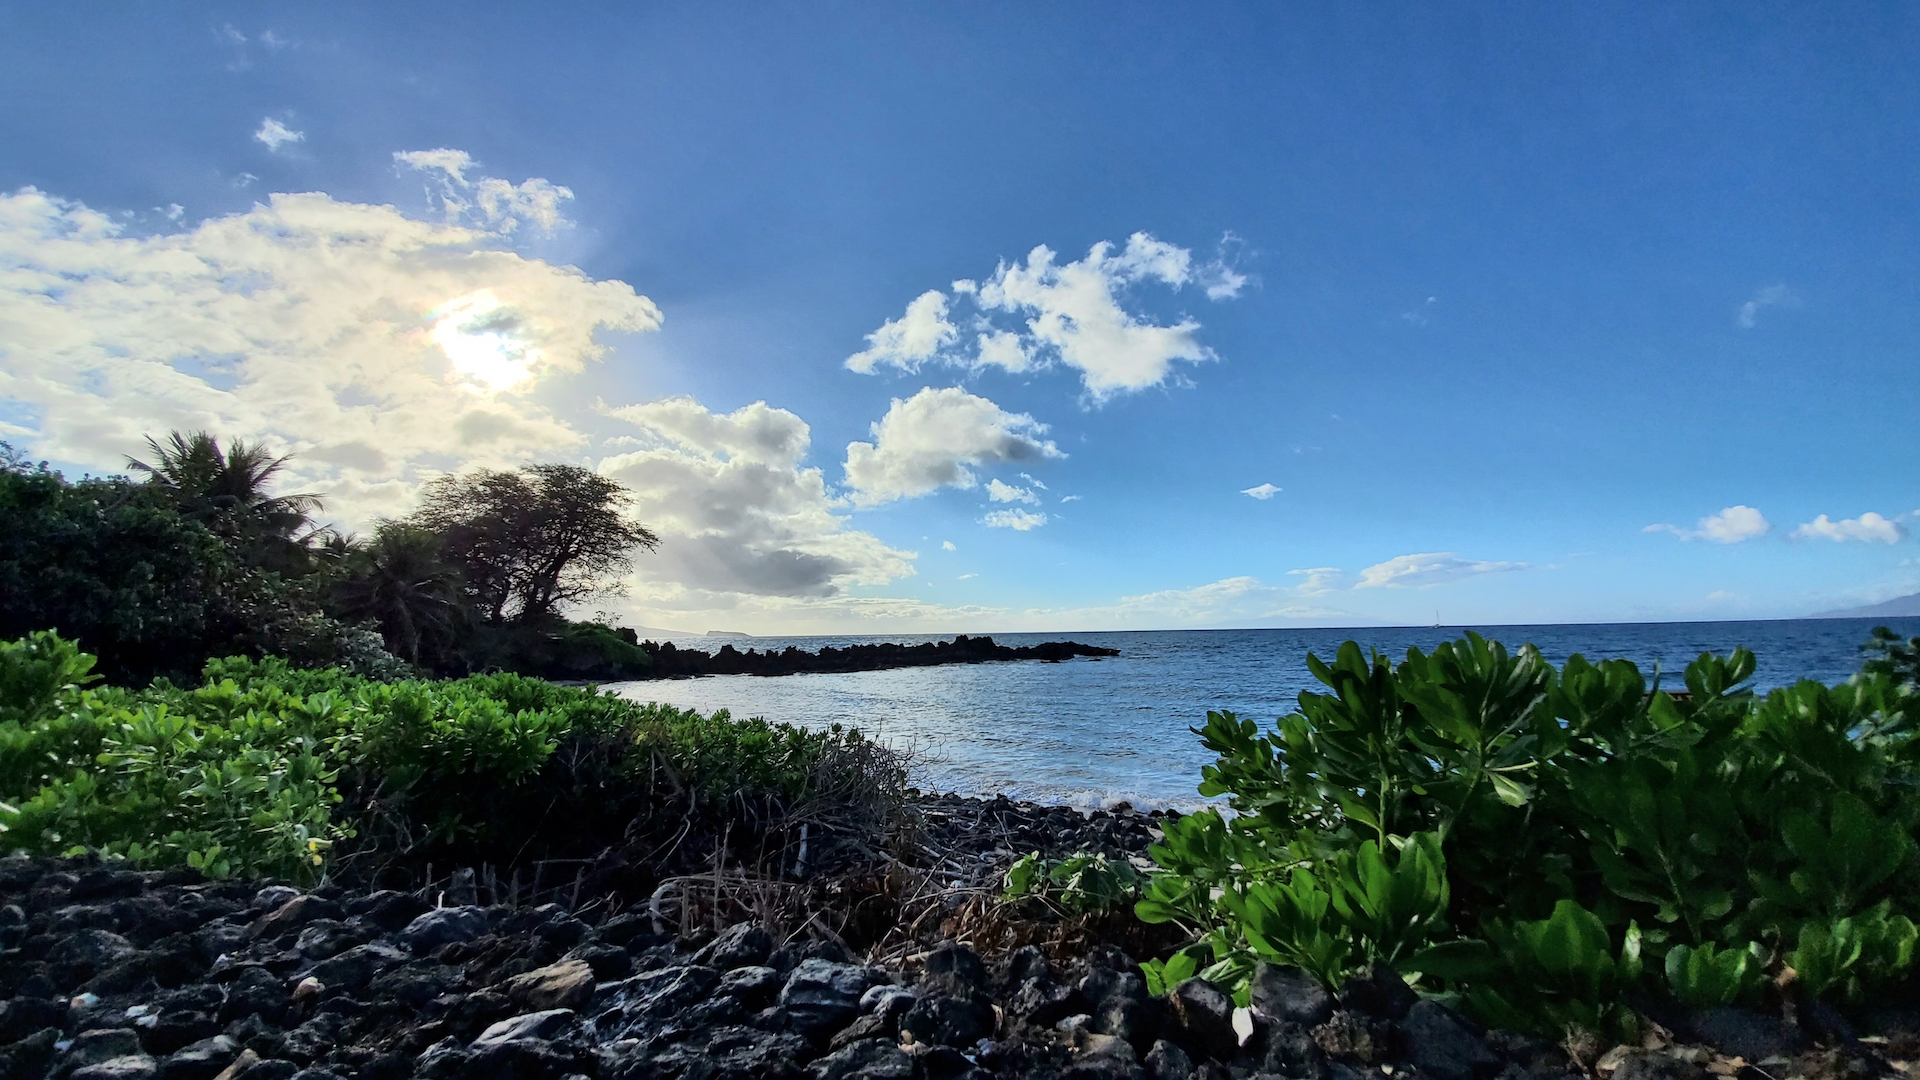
[634,635,1120,680]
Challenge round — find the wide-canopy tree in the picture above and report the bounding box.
[408,464,659,625]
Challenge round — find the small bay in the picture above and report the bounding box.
[608,617,1918,811]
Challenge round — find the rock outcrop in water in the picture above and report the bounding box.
[640,634,1119,679]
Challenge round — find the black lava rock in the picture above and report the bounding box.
[693,922,775,971]
[1687,1006,1809,1063]
[921,944,988,1000]
[1402,1000,1500,1080]
[901,994,996,1047]
[159,1036,241,1080]
[1338,963,1419,1021]
[1250,962,1335,1028]
[1166,978,1238,1063]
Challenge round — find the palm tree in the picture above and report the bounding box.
[127,431,323,539]
[128,432,325,573]
[331,524,467,666]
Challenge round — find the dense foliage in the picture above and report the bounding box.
[0,435,662,683]
[0,445,402,685]
[1138,630,1920,1034]
[0,631,894,891]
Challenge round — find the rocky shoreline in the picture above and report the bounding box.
[0,796,1909,1080]
[638,635,1120,679]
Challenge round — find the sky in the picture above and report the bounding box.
[1,3,1916,634]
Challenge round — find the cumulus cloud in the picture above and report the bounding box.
[1242,482,1281,500]
[847,232,1242,402]
[0,182,660,526]
[1355,553,1529,589]
[1737,284,1795,329]
[1644,505,1772,543]
[986,479,1040,504]
[599,398,914,600]
[253,118,304,152]
[1790,512,1909,544]
[844,290,956,374]
[974,233,1220,401]
[843,387,1063,506]
[983,508,1047,531]
[941,541,956,551]
[395,149,574,235]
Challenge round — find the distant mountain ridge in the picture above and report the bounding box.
[1814,592,1920,619]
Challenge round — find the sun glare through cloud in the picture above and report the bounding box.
[430,291,541,392]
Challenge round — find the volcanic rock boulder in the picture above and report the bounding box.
[1401,1000,1500,1080]
[1166,978,1237,1063]
[693,922,774,971]
[1250,962,1335,1028]
[780,959,883,1042]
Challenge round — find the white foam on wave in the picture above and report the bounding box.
[933,781,1225,817]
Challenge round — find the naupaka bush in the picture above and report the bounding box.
[1138,630,1920,1034]
[0,631,897,887]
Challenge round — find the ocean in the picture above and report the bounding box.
[604,618,1919,812]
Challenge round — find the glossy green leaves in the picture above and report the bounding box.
[1143,628,1920,1032]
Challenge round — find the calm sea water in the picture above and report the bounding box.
[605,618,1918,812]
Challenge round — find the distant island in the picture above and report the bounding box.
[637,633,1119,678]
[1814,591,1920,619]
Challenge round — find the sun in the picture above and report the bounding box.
[431,291,541,392]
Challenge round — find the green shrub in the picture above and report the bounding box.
[0,632,899,887]
[1140,630,1920,1031]
[1003,849,1145,917]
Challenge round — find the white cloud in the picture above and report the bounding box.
[1355,552,1529,589]
[395,149,574,235]
[987,479,1040,504]
[1737,284,1795,329]
[975,233,1217,402]
[1059,494,1083,503]
[973,329,1034,374]
[1242,482,1281,500]
[844,290,957,374]
[843,386,1063,506]
[599,398,914,600]
[1055,575,1349,629]
[1790,512,1908,544]
[1286,567,1349,595]
[0,182,660,527]
[253,118,304,152]
[957,572,976,579]
[848,232,1241,402]
[941,540,956,551]
[1644,505,1772,543]
[982,508,1048,531]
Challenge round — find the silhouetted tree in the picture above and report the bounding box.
[408,464,658,625]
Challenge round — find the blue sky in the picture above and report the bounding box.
[1,3,1915,633]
